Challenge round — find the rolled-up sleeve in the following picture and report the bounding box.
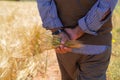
[37,0,63,29]
[78,0,118,35]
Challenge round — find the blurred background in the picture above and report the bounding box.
[0,0,120,80]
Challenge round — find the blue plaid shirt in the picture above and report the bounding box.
[37,0,118,55]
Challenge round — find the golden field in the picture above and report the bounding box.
[0,1,57,80]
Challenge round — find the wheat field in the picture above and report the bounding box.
[0,1,59,80]
[0,1,120,80]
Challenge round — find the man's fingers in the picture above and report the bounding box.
[59,45,67,53]
[59,32,70,44]
[55,46,72,54]
[55,47,66,54]
[64,47,72,52]
[56,31,72,54]
[61,40,65,45]
[55,47,62,53]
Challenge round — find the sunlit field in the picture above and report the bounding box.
[0,1,120,80]
[0,1,58,80]
[107,3,120,80]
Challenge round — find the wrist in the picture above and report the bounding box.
[52,29,64,35]
[76,26,84,33]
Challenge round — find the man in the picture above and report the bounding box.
[37,0,118,80]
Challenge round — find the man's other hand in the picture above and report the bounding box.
[65,26,84,40]
[55,45,72,54]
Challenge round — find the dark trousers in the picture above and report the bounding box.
[56,46,111,80]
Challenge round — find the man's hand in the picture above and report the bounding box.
[65,26,84,40]
[50,25,84,54]
[55,31,72,54]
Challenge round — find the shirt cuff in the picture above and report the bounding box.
[42,17,63,30]
[78,17,97,35]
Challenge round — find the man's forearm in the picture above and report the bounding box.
[37,0,63,30]
[78,0,118,35]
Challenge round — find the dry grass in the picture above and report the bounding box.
[0,1,52,80]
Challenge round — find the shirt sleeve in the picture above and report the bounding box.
[37,0,63,30]
[78,0,118,35]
